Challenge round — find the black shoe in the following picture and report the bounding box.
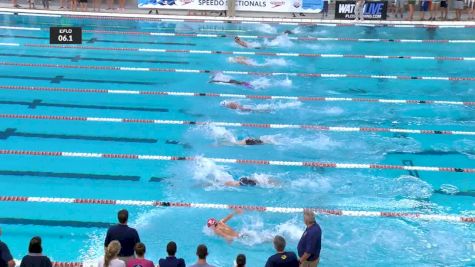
[300,12,305,16]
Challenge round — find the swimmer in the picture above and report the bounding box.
[224,177,258,187]
[234,36,249,48]
[209,72,253,89]
[220,100,272,113]
[230,56,254,66]
[239,137,264,145]
[207,208,244,242]
[283,30,294,35]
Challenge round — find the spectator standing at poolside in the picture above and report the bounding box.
[394,0,405,18]
[12,0,20,8]
[119,0,126,11]
[455,0,464,20]
[158,241,186,267]
[297,210,322,267]
[265,235,299,267]
[189,245,215,267]
[429,0,439,20]
[105,209,141,264]
[20,237,52,267]
[127,243,154,267]
[107,0,115,10]
[354,0,365,20]
[440,0,448,20]
[419,0,431,20]
[0,228,15,267]
[92,0,101,11]
[99,241,126,267]
[407,0,416,20]
[227,0,236,17]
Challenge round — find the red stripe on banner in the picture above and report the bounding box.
[370,164,405,170]
[302,162,337,168]
[102,153,139,159]
[236,159,270,165]
[74,198,117,204]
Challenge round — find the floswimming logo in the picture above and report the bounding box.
[270,0,285,7]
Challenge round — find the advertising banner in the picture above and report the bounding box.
[138,0,322,13]
[335,1,387,20]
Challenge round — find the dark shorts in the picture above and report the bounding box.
[420,1,430,11]
[323,1,328,12]
[79,0,87,3]
[440,1,447,7]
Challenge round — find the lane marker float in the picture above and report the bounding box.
[1,113,475,136]
[0,85,473,107]
[0,195,473,223]
[1,62,474,81]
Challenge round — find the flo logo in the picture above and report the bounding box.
[180,0,193,4]
[270,0,284,7]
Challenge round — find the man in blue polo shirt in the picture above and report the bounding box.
[297,210,322,267]
[105,209,141,264]
[0,228,15,267]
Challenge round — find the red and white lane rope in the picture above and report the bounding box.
[82,29,475,44]
[0,196,473,223]
[0,149,474,173]
[1,85,473,107]
[1,62,474,81]
[3,25,475,43]
[21,43,475,62]
[2,113,475,136]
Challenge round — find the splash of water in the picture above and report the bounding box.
[250,76,292,89]
[255,24,278,34]
[263,34,294,48]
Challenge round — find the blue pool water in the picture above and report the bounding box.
[0,13,474,266]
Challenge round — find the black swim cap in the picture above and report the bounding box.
[245,138,263,145]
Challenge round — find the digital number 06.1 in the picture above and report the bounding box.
[58,35,73,42]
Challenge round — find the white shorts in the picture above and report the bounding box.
[455,0,464,9]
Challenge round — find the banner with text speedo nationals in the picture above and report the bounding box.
[138,0,322,13]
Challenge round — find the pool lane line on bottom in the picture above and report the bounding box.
[0,196,473,223]
[20,43,475,62]
[0,149,473,173]
[1,113,474,136]
[1,85,474,107]
[1,62,474,81]
[0,217,112,228]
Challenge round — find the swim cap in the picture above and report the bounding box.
[245,138,263,145]
[207,218,218,227]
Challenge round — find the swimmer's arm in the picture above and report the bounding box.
[221,209,242,223]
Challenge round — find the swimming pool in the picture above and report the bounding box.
[0,11,474,266]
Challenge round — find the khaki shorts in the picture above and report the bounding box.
[301,258,320,267]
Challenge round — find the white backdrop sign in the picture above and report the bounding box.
[138,0,322,13]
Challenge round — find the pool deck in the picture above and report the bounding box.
[1,3,475,26]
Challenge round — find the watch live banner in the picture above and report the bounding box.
[335,1,387,20]
[138,0,322,13]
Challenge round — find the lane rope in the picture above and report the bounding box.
[3,25,475,43]
[21,43,475,62]
[1,62,474,81]
[84,29,475,44]
[0,85,474,107]
[1,113,475,136]
[0,196,473,223]
[0,149,474,173]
